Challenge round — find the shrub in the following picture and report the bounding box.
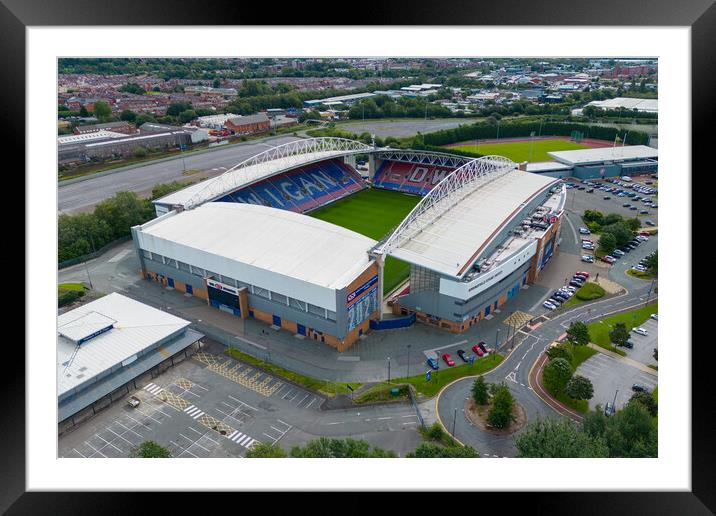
[575,283,606,301]
[58,289,84,307]
[472,376,489,405]
[565,375,594,400]
[546,345,573,364]
[426,422,446,441]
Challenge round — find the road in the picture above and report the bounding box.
[435,199,659,457]
[58,135,301,213]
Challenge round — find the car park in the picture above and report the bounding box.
[442,353,455,367]
[581,255,594,263]
[427,357,439,370]
[632,327,648,336]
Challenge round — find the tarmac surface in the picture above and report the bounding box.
[58,135,300,213]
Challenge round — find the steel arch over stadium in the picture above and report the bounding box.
[183,137,373,209]
[376,155,517,257]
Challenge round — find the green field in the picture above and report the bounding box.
[309,188,421,294]
[587,302,658,351]
[449,139,591,162]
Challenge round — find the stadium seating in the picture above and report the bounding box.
[215,159,366,213]
[372,160,457,196]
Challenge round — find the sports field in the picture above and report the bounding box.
[309,188,421,295]
[448,139,591,162]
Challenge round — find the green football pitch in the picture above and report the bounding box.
[449,139,591,162]
[309,188,421,295]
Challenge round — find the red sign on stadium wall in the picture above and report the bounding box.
[206,278,238,296]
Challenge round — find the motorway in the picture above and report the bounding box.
[58,135,300,213]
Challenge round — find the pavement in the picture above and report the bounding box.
[58,135,301,213]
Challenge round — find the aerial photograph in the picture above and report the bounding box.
[57,57,659,459]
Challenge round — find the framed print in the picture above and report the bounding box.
[8,0,712,512]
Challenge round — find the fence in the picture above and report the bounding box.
[58,235,132,269]
[370,313,416,330]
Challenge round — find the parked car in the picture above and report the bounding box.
[621,340,634,349]
[632,327,649,336]
[602,255,616,264]
[586,188,594,193]
[581,255,595,263]
[629,206,638,210]
[575,271,590,278]
[548,297,563,306]
[442,353,455,367]
[472,345,485,357]
[477,342,489,354]
[622,203,631,207]
[579,227,590,235]
[427,357,439,370]
[543,301,558,310]
[457,349,469,362]
[632,383,649,393]
[645,220,656,226]
[603,196,611,200]
[612,249,625,257]
[650,314,658,320]
[604,402,616,417]
[639,210,649,215]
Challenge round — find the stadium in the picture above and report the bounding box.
[133,137,566,351]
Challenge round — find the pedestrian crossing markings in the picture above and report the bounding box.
[183,405,205,419]
[144,382,163,395]
[226,430,259,449]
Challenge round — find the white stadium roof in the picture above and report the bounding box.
[548,145,658,166]
[137,203,377,290]
[57,293,190,397]
[587,97,658,113]
[387,169,558,278]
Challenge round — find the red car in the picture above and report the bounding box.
[471,345,484,357]
[575,271,590,278]
[442,353,455,366]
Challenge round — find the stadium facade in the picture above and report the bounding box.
[133,137,567,350]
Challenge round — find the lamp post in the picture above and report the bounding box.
[407,344,412,378]
[452,407,457,437]
[496,327,501,351]
[387,356,391,383]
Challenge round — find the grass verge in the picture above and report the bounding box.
[224,348,358,397]
[353,383,409,404]
[392,353,504,398]
[587,301,658,348]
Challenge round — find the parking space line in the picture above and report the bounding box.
[228,395,258,411]
[84,441,108,458]
[305,397,317,409]
[106,427,134,446]
[132,407,164,425]
[115,418,146,437]
[71,448,87,458]
[95,434,123,453]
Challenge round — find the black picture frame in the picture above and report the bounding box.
[8,0,710,512]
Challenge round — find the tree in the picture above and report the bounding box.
[515,418,609,458]
[601,222,633,247]
[598,232,617,255]
[93,191,154,240]
[79,105,89,117]
[487,383,516,429]
[130,441,171,458]
[542,358,573,394]
[166,102,192,117]
[472,376,489,405]
[602,402,658,457]
[119,82,145,95]
[178,109,197,124]
[565,375,594,400]
[407,443,479,458]
[120,109,137,122]
[609,322,630,347]
[212,78,221,88]
[289,437,395,458]
[566,321,590,348]
[135,113,156,126]
[546,345,573,364]
[629,391,658,417]
[246,442,287,458]
[92,101,112,121]
[645,250,658,276]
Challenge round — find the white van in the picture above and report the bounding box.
[621,176,632,182]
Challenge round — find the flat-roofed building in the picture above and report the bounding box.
[57,293,203,431]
